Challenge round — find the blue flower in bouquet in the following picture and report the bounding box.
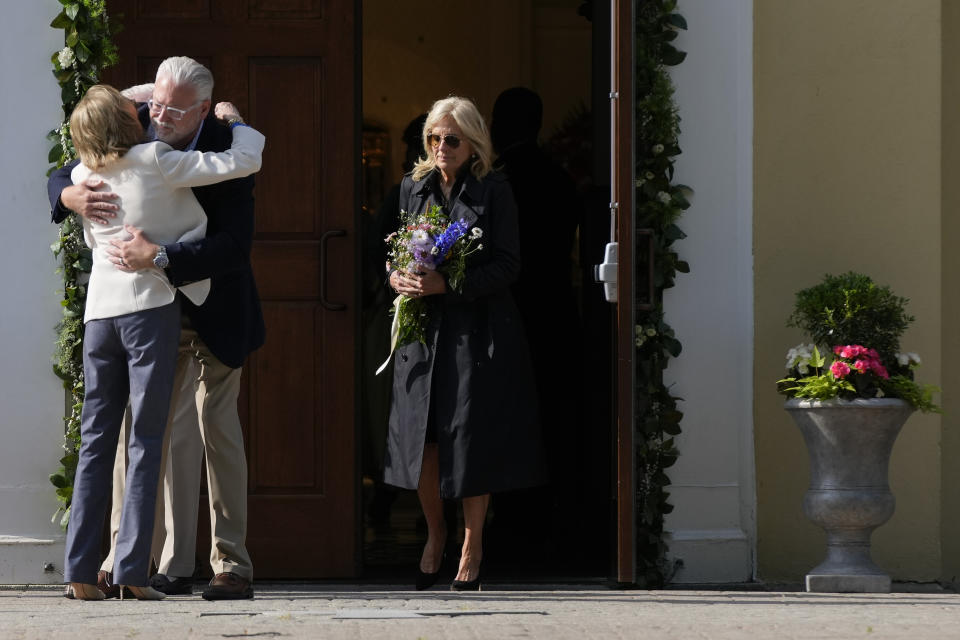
[434,219,469,262]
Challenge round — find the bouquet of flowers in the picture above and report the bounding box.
[376,204,483,373]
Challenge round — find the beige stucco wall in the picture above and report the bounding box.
[941,1,960,587]
[754,1,943,581]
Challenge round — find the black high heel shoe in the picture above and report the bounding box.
[415,549,446,591]
[415,567,441,591]
[450,575,481,591]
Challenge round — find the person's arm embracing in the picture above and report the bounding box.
[163,174,256,286]
[47,161,119,225]
[106,174,256,278]
[108,111,258,280]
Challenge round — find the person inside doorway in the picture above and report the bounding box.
[487,87,584,568]
[384,96,548,591]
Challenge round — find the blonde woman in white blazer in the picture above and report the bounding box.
[62,85,265,601]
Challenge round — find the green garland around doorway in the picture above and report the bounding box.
[633,0,689,587]
[46,0,120,527]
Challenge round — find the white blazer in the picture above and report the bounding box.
[72,126,266,323]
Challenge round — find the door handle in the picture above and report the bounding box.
[320,229,347,311]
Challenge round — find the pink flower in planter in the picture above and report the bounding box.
[870,361,889,379]
[836,345,870,359]
[830,361,852,379]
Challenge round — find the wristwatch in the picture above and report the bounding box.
[226,115,245,127]
[153,245,169,269]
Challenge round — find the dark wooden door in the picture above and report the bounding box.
[103,0,359,577]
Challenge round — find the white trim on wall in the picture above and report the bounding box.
[0,0,71,584]
[662,0,755,583]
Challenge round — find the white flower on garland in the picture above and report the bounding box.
[652,143,664,155]
[634,325,658,347]
[657,191,671,204]
[58,47,75,69]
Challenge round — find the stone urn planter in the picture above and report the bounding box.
[784,398,914,593]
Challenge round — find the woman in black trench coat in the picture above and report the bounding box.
[385,96,547,591]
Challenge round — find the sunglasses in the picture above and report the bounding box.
[428,133,462,149]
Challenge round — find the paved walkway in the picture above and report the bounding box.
[1,583,958,639]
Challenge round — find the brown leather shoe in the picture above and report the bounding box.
[201,572,253,600]
[96,570,132,599]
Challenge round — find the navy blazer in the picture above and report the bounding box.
[47,107,266,368]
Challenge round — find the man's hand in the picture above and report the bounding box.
[61,179,119,225]
[120,82,154,102]
[214,102,242,122]
[107,224,160,272]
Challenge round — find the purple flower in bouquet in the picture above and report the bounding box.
[407,227,436,269]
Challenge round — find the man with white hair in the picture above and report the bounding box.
[48,56,264,600]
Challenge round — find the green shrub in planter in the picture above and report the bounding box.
[787,271,913,367]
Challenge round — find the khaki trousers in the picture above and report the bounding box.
[101,322,253,580]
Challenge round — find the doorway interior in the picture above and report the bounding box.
[358,0,617,582]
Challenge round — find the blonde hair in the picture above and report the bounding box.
[412,96,493,181]
[70,85,144,170]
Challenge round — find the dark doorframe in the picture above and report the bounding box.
[356,0,631,583]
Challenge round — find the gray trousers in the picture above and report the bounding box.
[63,301,180,586]
[99,322,253,580]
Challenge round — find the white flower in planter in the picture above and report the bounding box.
[786,342,816,375]
[896,351,922,367]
